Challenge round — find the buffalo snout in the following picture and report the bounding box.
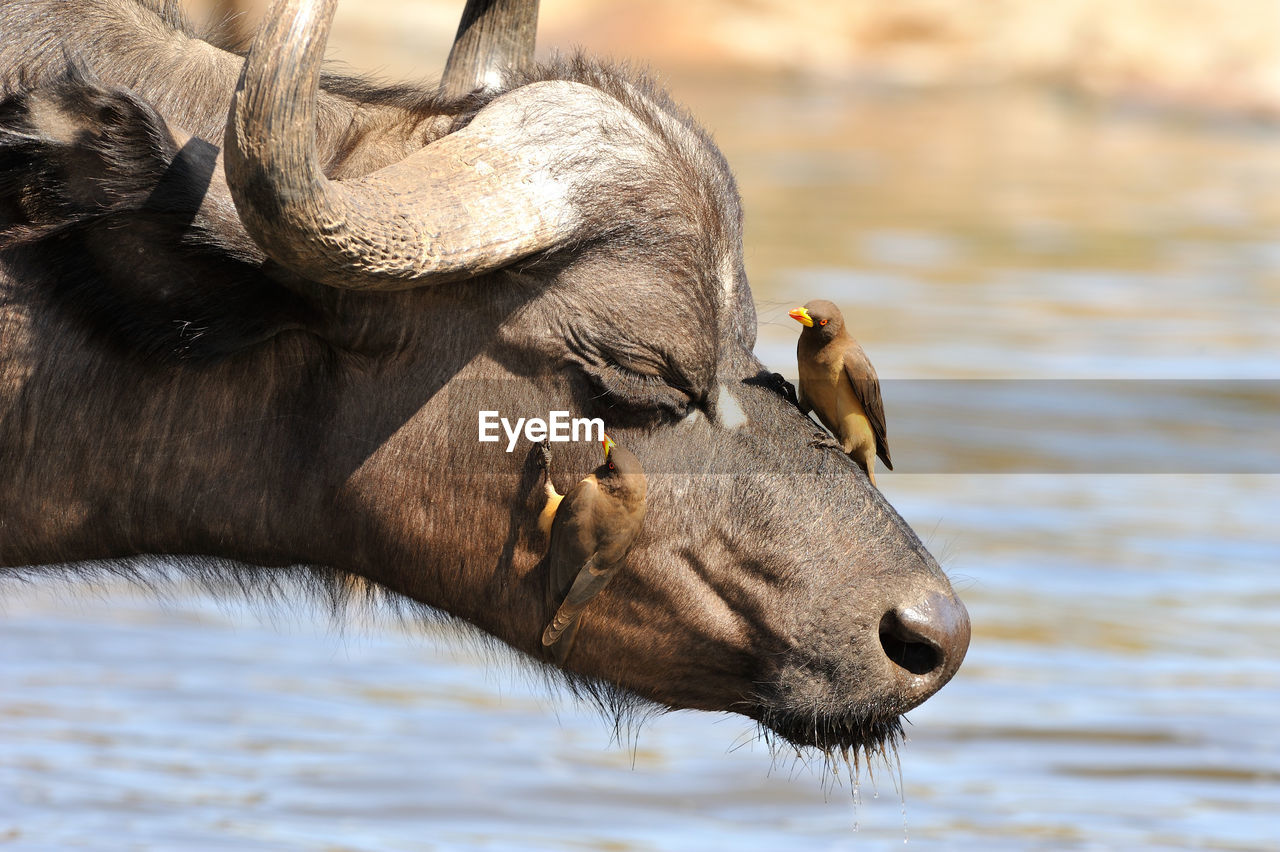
[540,364,971,754]
[879,589,971,683]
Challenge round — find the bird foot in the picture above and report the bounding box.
[809,434,841,451]
[537,440,553,472]
[770,372,800,408]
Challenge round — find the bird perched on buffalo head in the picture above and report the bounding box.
[539,434,647,665]
[789,299,893,485]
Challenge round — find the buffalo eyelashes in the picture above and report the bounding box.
[586,364,693,421]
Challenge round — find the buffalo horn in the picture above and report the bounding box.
[442,0,540,99]
[223,0,603,290]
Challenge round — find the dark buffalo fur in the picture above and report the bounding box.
[0,71,305,359]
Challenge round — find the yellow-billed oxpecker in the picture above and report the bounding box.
[539,435,648,664]
[789,299,893,485]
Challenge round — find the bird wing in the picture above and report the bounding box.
[843,347,893,469]
[545,475,600,605]
[542,549,629,662]
[542,553,615,648]
[542,476,648,662]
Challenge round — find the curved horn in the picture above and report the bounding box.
[223,0,599,290]
[442,0,540,98]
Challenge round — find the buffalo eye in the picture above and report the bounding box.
[582,363,695,423]
[564,328,704,424]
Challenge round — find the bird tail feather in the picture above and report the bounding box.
[541,601,587,664]
[542,558,617,665]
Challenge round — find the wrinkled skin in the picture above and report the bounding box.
[0,0,968,752]
[339,259,967,744]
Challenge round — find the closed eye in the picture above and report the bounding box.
[564,325,707,422]
[584,362,694,422]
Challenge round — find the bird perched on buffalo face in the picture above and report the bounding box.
[789,299,893,485]
[539,435,647,665]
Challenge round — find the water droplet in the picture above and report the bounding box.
[892,746,909,844]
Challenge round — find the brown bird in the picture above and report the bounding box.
[539,435,647,664]
[789,299,893,485]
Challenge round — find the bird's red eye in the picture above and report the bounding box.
[608,462,615,470]
[819,318,828,326]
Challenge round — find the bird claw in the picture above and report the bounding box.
[809,434,841,451]
[537,440,553,472]
[742,370,801,411]
[771,372,800,408]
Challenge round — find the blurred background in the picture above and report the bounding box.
[2,1,1278,850]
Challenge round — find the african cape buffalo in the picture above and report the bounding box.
[0,0,969,756]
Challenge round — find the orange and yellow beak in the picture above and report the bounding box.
[788,306,814,327]
[601,434,616,457]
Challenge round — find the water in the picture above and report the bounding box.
[4,78,1280,849]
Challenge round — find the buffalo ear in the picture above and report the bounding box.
[0,73,311,361]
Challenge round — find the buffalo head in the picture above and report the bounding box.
[0,0,969,757]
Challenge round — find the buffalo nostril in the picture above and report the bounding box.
[879,592,971,677]
[879,611,941,675]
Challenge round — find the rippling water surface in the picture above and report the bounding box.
[3,78,1279,850]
